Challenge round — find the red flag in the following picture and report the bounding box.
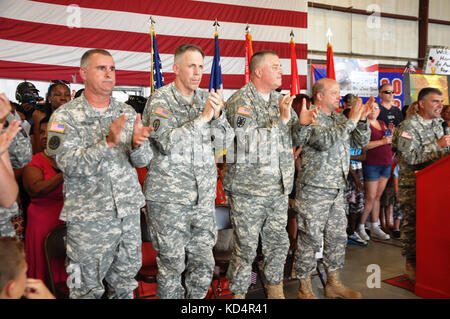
[326,42,336,80]
[290,39,300,96]
[244,31,253,84]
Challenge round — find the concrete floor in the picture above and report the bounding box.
[246,237,421,299]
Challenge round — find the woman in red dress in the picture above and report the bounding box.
[23,116,66,283]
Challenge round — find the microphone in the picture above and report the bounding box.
[443,122,449,135]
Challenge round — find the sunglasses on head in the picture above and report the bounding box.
[382,90,394,94]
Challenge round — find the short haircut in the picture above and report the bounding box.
[249,50,278,74]
[0,237,25,292]
[417,87,442,101]
[312,80,326,100]
[343,93,357,105]
[80,49,112,68]
[379,82,392,92]
[174,44,205,63]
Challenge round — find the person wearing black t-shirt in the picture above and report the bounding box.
[377,83,403,129]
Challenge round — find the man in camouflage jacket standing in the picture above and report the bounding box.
[142,44,233,299]
[393,87,450,283]
[294,78,373,299]
[47,49,153,299]
[223,50,318,299]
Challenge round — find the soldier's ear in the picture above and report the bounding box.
[79,68,87,82]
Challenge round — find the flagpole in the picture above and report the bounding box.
[149,16,155,92]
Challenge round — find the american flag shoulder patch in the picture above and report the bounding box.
[49,122,66,133]
[400,131,413,140]
[237,106,251,116]
[154,106,170,118]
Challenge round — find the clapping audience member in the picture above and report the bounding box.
[22,116,66,283]
[0,237,55,299]
[357,103,392,241]
[0,94,24,237]
[342,108,368,246]
[32,81,71,153]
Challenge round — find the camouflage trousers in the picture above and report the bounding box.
[146,200,217,299]
[294,185,347,279]
[226,193,289,294]
[0,204,18,237]
[398,186,416,264]
[65,214,141,299]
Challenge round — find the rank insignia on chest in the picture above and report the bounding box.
[154,106,170,118]
[237,106,251,116]
[400,131,413,140]
[311,119,319,126]
[237,116,246,128]
[49,122,66,133]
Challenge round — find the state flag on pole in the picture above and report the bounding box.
[244,30,253,84]
[326,42,336,80]
[290,38,300,96]
[150,26,164,92]
[209,32,223,91]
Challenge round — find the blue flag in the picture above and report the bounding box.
[209,34,223,91]
[151,31,164,91]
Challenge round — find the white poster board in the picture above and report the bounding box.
[334,58,379,97]
[424,46,450,75]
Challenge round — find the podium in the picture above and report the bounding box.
[415,154,450,299]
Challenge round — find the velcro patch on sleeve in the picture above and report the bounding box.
[400,131,413,140]
[49,122,66,133]
[237,106,251,117]
[154,106,170,118]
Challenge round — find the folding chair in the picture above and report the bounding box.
[44,224,69,299]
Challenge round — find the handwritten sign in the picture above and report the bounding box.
[425,46,450,75]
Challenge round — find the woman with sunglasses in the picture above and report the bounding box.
[377,83,404,129]
[357,102,393,241]
[32,81,71,153]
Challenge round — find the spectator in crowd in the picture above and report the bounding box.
[294,78,372,299]
[342,108,368,246]
[125,95,147,115]
[15,81,44,137]
[0,236,55,299]
[441,104,450,127]
[287,94,312,259]
[22,116,66,283]
[380,159,402,239]
[377,83,403,132]
[32,81,71,153]
[0,94,31,238]
[0,94,21,211]
[393,87,450,283]
[223,51,317,299]
[342,93,357,111]
[357,102,393,241]
[142,44,232,299]
[47,48,153,299]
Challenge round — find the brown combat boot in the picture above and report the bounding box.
[405,261,416,283]
[232,293,246,299]
[325,270,362,299]
[266,283,285,299]
[297,277,319,299]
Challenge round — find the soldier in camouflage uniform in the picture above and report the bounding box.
[223,51,318,299]
[142,44,233,299]
[47,49,153,299]
[0,95,24,237]
[393,87,450,283]
[0,104,32,237]
[294,78,373,299]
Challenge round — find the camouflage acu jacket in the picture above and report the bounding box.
[223,81,304,197]
[298,108,371,189]
[393,113,450,188]
[47,94,152,222]
[142,82,234,206]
